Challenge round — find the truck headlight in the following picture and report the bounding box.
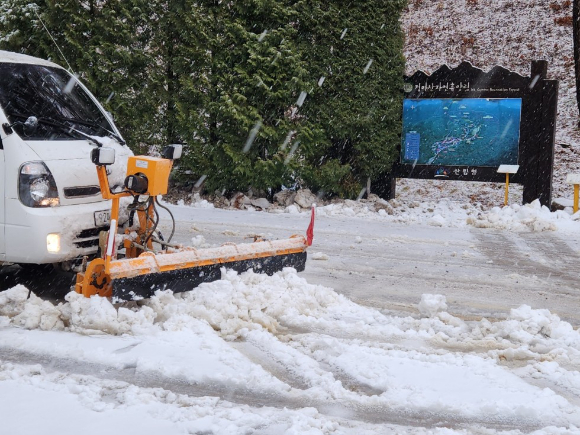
[47,233,61,253]
[19,162,60,207]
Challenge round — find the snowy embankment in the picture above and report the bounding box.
[315,198,579,233]
[235,191,580,236]
[1,263,580,433]
[181,185,580,233]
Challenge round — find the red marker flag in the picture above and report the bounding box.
[306,205,315,246]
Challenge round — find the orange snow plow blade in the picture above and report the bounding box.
[75,236,308,302]
[74,147,313,302]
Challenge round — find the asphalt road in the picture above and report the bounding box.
[163,206,580,326]
[3,205,580,326]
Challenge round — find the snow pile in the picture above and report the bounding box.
[65,292,157,335]
[0,271,466,349]
[190,234,210,248]
[281,196,580,232]
[145,268,364,339]
[284,204,301,214]
[466,200,569,232]
[418,294,447,318]
[427,214,447,227]
[4,270,580,361]
[4,271,580,355]
[474,305,580,349]
[311,251,329,260]
[174,193,214,209]
[303,196,467,223]
[1,269,386,340]
[0,285,64,331]
[0,286,159,336]
[0,286,157,336]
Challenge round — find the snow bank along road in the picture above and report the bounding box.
[2,203,580,434]
[168,204,580,324]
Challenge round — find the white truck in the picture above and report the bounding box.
[0,51,132,272]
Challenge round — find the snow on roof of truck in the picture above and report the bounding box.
[0,50,64,69]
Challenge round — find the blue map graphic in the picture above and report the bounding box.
[401,98,521,167]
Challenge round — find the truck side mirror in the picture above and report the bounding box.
[2,116,39,135]
[162,144,182,160]
[91,147,116,166]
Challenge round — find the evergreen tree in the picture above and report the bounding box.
[1,0,407,199]
[174,0,315,196]
[0,1,50,58]
[294,0,406,198]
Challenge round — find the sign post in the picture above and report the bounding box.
[566,174,580,213]
[497,165,519,206]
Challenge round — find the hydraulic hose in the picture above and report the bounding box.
[154,196,176,244]
[143,197,160,248]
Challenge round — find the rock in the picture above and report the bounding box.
[374,199,395,215]
[551,197,572,211]
[211,195,230,208]
[231,192,251,209]
[294,189,317,209]
[250,198,271,210]
[274,190,297,207]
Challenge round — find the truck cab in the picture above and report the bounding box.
[0,51,132,271]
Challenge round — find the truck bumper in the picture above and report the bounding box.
[4,198,112,264]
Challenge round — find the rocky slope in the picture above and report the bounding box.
[400,0,579,205]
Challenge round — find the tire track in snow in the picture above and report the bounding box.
[518,375,580,409]
[0,346,556,431]
[474,230,580,324]
[232,340,384,397]
[230,341,312,390]
[475,231,580,286]
[277,324,580,411]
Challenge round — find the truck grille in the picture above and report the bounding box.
[74,227,108,249]
[64,186,101,198]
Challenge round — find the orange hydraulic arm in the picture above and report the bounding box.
[74,152,312,300]
[75,156,174,297]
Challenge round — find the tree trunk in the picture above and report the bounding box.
[574,0,580,122]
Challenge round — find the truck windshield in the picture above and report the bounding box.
[0,62,114,140]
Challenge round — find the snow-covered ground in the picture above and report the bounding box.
[2,200,580,434]
[3,2,580,433]
[2,273,580,434]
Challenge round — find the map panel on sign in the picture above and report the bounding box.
[401,98,522,167]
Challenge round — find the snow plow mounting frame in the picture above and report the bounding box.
[74,149,312,301]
